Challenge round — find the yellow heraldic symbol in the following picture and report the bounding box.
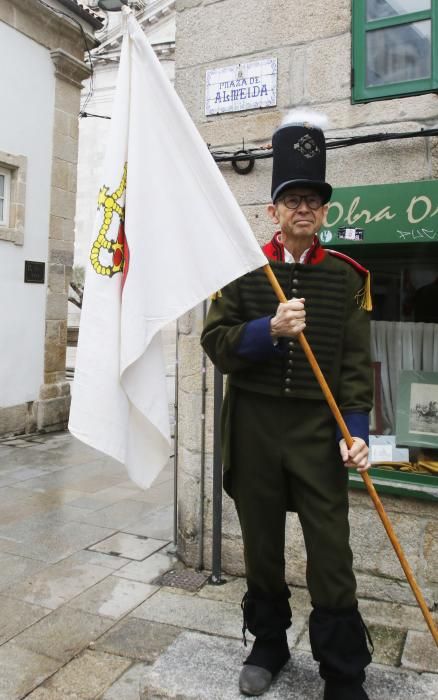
[90,163,129,279]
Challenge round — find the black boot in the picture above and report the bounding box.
[240,633,290,696]
[324,679,369,700]
[238,586,291,696]
[309,603,373,700]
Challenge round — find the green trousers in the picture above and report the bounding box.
[230,388,357,610]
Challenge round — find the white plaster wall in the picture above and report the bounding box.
[146,20,175,44]
[0,22,55,407]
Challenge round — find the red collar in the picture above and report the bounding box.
[262,233,326,265]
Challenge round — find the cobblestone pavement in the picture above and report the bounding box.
[0,432,436,699]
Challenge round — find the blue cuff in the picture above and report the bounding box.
[336,412,369,446]
[237,317,285,360]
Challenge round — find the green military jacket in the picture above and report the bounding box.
[201,249,372,496]
[202,254,372,408]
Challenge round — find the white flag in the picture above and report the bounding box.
[69,10,267,489]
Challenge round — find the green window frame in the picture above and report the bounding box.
[352,0,438,103]
[317,180,438,502]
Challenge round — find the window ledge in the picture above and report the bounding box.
[0,226,24,246]
[349,467,438,502]
[0,151,27,246]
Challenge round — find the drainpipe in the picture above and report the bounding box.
[197,300,207,571]
[172,320,179,547]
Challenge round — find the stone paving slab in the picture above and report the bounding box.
[0,499,61,528]
[0,466,52,483]
[68,485,144,510]
[0,552,48,591]
[32,503,100,524]
[117,478,152,491]
[25,650,132,699]
[198,577,313,617]
[140,630,438,700]
[101,662,149,700]
[0,509,97,540]
[3,556,112,609]
[0,448,64,470]
[3,455,107,479]
[72,498,159,530]
[130,588,245,640]
[10,606,115,663]
[130,588,307,647]
[66,575,157,619]
[0,485,31,506]
[93,617,182,662]
[114,547,179,584]
[89,532,167,560]
[152,465,173,486]
[0,475,22,488]
[0,517,116,563]
[2,486,89,507]
[0,641,60,700]
[7,461,126,494]
[197,575,248,604]
[122,504,174,540]
[137,478,174,506]
[0,597,50,645]
[68,548,132,570]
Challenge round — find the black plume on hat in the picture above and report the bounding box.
[271,110,332,203]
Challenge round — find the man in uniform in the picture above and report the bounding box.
[201,113,374,700]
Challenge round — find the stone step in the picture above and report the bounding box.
[140,630,438,699]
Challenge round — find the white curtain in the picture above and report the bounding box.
[370,322,438,433]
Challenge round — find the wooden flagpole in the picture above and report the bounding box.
[263,263,438,646]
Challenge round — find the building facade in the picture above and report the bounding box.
[175,0,438,607]
[0,0,101,437]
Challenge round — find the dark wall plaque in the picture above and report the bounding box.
[24,261,45,284]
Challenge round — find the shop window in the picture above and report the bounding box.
[0,152,27,246]
[352,0,438,103]
[342,246,438,500]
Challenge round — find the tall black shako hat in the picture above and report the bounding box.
[271,110,332,204]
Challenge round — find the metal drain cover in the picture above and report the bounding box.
[153,568,208,592]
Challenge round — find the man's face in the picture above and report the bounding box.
[267,187,328,242]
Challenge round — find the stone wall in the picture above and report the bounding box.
[37,47,91,434]
[175,0,438,606]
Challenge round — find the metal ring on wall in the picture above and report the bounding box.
[231,150,255,175]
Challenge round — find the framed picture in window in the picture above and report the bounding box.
[369,361,383,435]
[396,371,438,448]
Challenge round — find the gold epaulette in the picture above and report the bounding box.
[210,290,222,301]
[355,270,372,312]
[326,249,372,311]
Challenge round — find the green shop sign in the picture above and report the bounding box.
[318,179,438,246]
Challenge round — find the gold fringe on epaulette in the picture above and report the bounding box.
[210,290,222,301]
[355,271,372,311]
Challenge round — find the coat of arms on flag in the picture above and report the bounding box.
[90,163,129,281]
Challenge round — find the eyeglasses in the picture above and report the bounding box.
[280,193,323,210]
